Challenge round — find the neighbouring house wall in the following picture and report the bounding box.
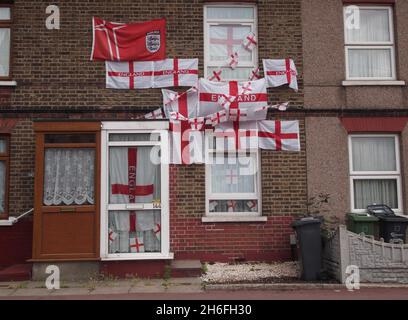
[302,0,408,110]
[306,117,350,221]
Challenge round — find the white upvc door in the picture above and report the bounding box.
[100,121,172,260]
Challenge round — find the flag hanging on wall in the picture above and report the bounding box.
[106,59,198,89]
[91,17,166,61]
[258,120,300,151]
[263,59,298,92]
[198,78,268,121]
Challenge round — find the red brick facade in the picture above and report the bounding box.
[0,0,306,269]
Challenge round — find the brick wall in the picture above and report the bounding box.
[0,0,306,263]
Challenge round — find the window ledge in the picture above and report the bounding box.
[0,80,17,87]
[100,252,174,261]
[342,80,405,86]
[202,216,267,223]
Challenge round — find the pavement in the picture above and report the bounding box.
[1,277,408,300]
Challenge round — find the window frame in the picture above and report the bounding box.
[343,5,396,81]
[100,121,172,261]
[0,4,12,80]
[203,3,258,81]
[0,135,10,220]
[205,142,262,217]
[348,134,403,214]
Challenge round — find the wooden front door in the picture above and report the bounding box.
[32,122,100,261]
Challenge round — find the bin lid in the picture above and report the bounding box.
[347,213,379,222]
[377,215,408,223]
[291,217,321,228]
[366,204,395,217]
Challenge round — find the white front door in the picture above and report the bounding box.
[100,121,172,260]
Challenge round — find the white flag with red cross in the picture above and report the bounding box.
[153,58,198,88]
[242,32,257,51]
[209,69,223,82]
[198,78,268,121]
[189,117,205,131]
[208,109,228,126]
[228,52,239,69]
[213,120,258,151]
[162,89,204,165]
[106,61,154,89]
[263,58,298,92]
[107,59,198,89]
[249,67,261,81]
[129,232,145,253]
[144,108,165,119]
[258,120,300,151]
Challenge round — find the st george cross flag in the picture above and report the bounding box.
[258,120,300,151]
[106,59,198,89]
[144,108,165,119]
[213,121,258,151]
[198,78,268,121]
[106,61,154,89]
[153,59,198,88]
[91,17,166,61]
[263,59,298,91]
[162,89,204,164]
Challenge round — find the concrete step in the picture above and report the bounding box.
[0,264,32,282]
[170,260,202,278]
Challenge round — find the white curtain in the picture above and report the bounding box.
[211,155,256,194]
[207,7,254,20]
[352,137,396,171]
[108,138,161,254]
[43,148,95,206]
[354,179,398,209]
[0,161,5,214]
[109,210,161,253]
[0,8,10,20]
[0,28,10,77]
[208,66,253,81]
[348,49,392,78]
[346,9,390,42]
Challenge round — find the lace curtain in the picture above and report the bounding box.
[348,49,392,78]
[354,179,398,209]
[0,28,10,77]
[43,148,95,206]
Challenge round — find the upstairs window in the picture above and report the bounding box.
[0,5,11,79]
[344,6,396,80]
[204,4,258,81]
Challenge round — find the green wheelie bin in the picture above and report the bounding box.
[346,213,379,238]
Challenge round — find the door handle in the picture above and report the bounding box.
[60,207,76,213]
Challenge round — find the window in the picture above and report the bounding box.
[0,5,11,79]
[344,6,395,80]
[205,134,261,216]
[204,4,258,81]
[349,135,403,214]
[100,122,171,260]
[0,135,9,219]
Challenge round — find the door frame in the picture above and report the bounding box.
[32,121,101,261]
[100,121,173,261]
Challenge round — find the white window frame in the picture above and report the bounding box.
[348,134,403,214]
[344,6,396,81]
[203,3,258,80]
[205,139,262,217]
[100,121,173,261]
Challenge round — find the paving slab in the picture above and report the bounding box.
[168,277,202,286]
[12,288,52,297]
[165,285,203,293]
[49,288,91,296]
[90,286,131,295]
[129,284,167,293]
[0,288,16,297]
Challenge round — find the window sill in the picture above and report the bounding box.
[0,80,17,87]
[100,252,174,261]
[202,216,267,223]
[342,80,406,87]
